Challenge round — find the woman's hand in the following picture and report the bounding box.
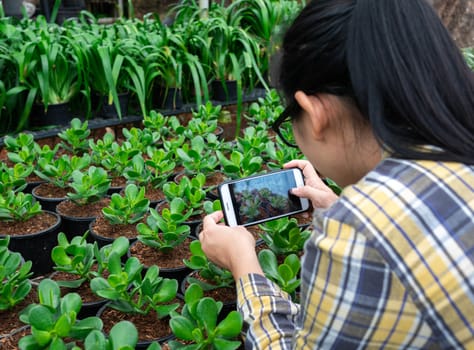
[284,160,339,209]
[199,211,264,280]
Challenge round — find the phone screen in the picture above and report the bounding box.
[227,171,303,225]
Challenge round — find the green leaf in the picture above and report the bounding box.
[184,283,203,305]
[28,305,55,331]
[170,316,195,341]
[212,338,242,350]
[197,298,218,332]
[84,330,107,350]
[284,254,300,275]
[18,335,38,350]
[258,249,278,278]
[107,252,122,275]
[109,320,138,349]
[215,311,243,338]
[60,292,82,315]
[38,279,61,309]
[31,327,52,347]
[54,313,73,338]
[70,316,103,339]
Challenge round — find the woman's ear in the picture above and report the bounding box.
[294,91,329,140]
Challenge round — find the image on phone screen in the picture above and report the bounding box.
[228,171,303,225]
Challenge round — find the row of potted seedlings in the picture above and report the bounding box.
[0,0,303,135]
[0,94,322,348]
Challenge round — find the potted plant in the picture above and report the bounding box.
[162,173,207,232]
[132,198,194,285]
[15,25,81,127]
[216,149,264,179]
[0,190,61,275]
[175,135,221,177]
[227,0,301,86]
[145,21,208,110]
[168,283,243,349]
[183,240,236,315]
[0,236,33,311]
[91,137,140,192]
[50,233,129,318]
[0,236,33,340]
[32,153,91,212]
[57,117,91,156]
[89,183,150,247]
[0,162,31,194]
[123,153,169,207]
[85,39,131,119]
[91,254,179,346]
[204,15,268,136]
[18,278,103,349]
[258,248,301,301]
[55,165,111,239]
[258,217,311,257]
[121,126,162,153]
[4,133,58,193]
[174,136,226,199]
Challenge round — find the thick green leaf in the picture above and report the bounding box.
[196,298,218,332]
[38,279,60,309]
[28,305,55,331]
[215,311,243,338]
[60,292,82,315]
[83,330,107,350]
[109,320,138,349]
[184,283,203,305]
[170,316,195,341]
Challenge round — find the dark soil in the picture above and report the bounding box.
[32,182,69,199]
[99,307,173,344]
[129,239,193,270]
[182,271,236,306]
[56,197,111,218]
[50,271,104,304]
[90,215,143,240]
[0,212,58,235]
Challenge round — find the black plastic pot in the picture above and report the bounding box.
[180,270,237,323]
[56,211,96,240]
[49,271,107,320]
[31,184,66,213]
[29,102,74,128]
[4,211,62,276]
[88,218,137,249]
[212,80,238,102]
[155,86,183,110]
[127,239,195,287]
[2,0,22,17]
[24,180,46,194]
[155,200,202,235]
[94,92,130,119]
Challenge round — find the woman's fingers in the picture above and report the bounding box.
[202,210,224,228]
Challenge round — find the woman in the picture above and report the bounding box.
[199,0,474,348]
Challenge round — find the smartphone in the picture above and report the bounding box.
[218,168,310,227]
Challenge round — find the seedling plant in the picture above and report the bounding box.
[18,278,103,350]
[136,198,192,254]
[0,236,33,310]
[168,283,243,350]
[184,240,234,291]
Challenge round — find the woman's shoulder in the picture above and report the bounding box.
[344,158,474,207]
[319,158,474,238]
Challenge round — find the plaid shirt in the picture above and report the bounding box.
[237,158,474,349]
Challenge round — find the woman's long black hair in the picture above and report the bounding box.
[279,0,474,164]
